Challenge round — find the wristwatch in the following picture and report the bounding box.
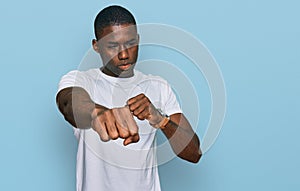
[155,109,170,129]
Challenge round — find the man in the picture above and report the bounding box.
[56,5,201,191]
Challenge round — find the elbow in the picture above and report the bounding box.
[179,148,202,164]
[187,141,203,163]
[187,135,202,163]
[194,150,202,163]
[189,149,202,163]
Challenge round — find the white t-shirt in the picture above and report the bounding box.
[58,68,182,191]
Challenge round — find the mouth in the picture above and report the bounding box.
[118,63,133,70]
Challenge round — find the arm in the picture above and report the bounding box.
[127,94,202,163]
[56,87,105,128]
[56,87,139,145]
[161,113,201,163]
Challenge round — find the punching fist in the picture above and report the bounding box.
[91,106,139,146]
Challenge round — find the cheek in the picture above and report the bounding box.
[100,49,117,62]
[129,46,139,58]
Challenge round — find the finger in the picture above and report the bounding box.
[101,111,119,140]
[129,97,150,114]
[113,107,138,136]
[128,95,147,111]
[115,121,130,139]
[112,108,128,127]
[132,102,150,116]
[123,134,140,146]
[136,107,151,120]
[106,121,119,140]
[127,93,145,105]
[121,108,139,136]
[91,118,110,142]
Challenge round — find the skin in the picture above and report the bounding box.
[56,23,202,163]
[92,24,139,78]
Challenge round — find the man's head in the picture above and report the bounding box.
[92,5,139,78]
[94,5,136,39]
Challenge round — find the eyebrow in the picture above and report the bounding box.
[107,42,119,45]
[126,38,137,43]
[107,38,137,45]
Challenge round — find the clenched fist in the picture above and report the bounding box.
[91,106,139,146]
[127,93,164,127]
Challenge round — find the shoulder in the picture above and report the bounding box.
[58,68,100,92]
[61,68,100,81]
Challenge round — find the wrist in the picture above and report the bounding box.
[91,105,109,120]
[150,109,170,129]
[154,115,170,129]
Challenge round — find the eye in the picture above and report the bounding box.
[107,44,118,49]
[107,42,119,49]
[126,40,138,47]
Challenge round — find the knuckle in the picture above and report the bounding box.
[145,101,150,107]
[110,133,119,140]
[105,110,113,117]
[96,114,105,121]
[133,110,139,116]
[142,96,148,101]
[137,115,144,120]
[100,135,110,142]
[107,128,118,140]
[129,105,134,111]
[135,136,140,142]
[119,131,129,139]
[131,129,139,136]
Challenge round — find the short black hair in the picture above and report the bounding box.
[94,5,136,40]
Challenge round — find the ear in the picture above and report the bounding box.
[92,39,100,53]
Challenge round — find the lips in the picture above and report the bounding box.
[118,63,132,70]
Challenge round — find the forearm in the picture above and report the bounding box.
[126,94,202,163]
[56,87,107,129]
[161,115,202,163]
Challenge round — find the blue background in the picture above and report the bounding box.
[1,0,299,190]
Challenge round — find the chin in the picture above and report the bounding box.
[118,68,134,78]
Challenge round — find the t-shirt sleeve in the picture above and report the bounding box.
[162,82,182,116]
[57,70,91,138]
[57,70,91,94]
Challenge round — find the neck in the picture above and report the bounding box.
[100,67,134,78]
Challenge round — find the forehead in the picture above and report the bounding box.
[99,24,137,42]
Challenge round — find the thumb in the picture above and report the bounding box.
[123,134,140,146]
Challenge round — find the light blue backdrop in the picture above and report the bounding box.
[0,0,299,190]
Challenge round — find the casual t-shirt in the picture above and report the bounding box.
[57,68,182,191]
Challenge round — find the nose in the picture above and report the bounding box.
[118,45,129,60]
